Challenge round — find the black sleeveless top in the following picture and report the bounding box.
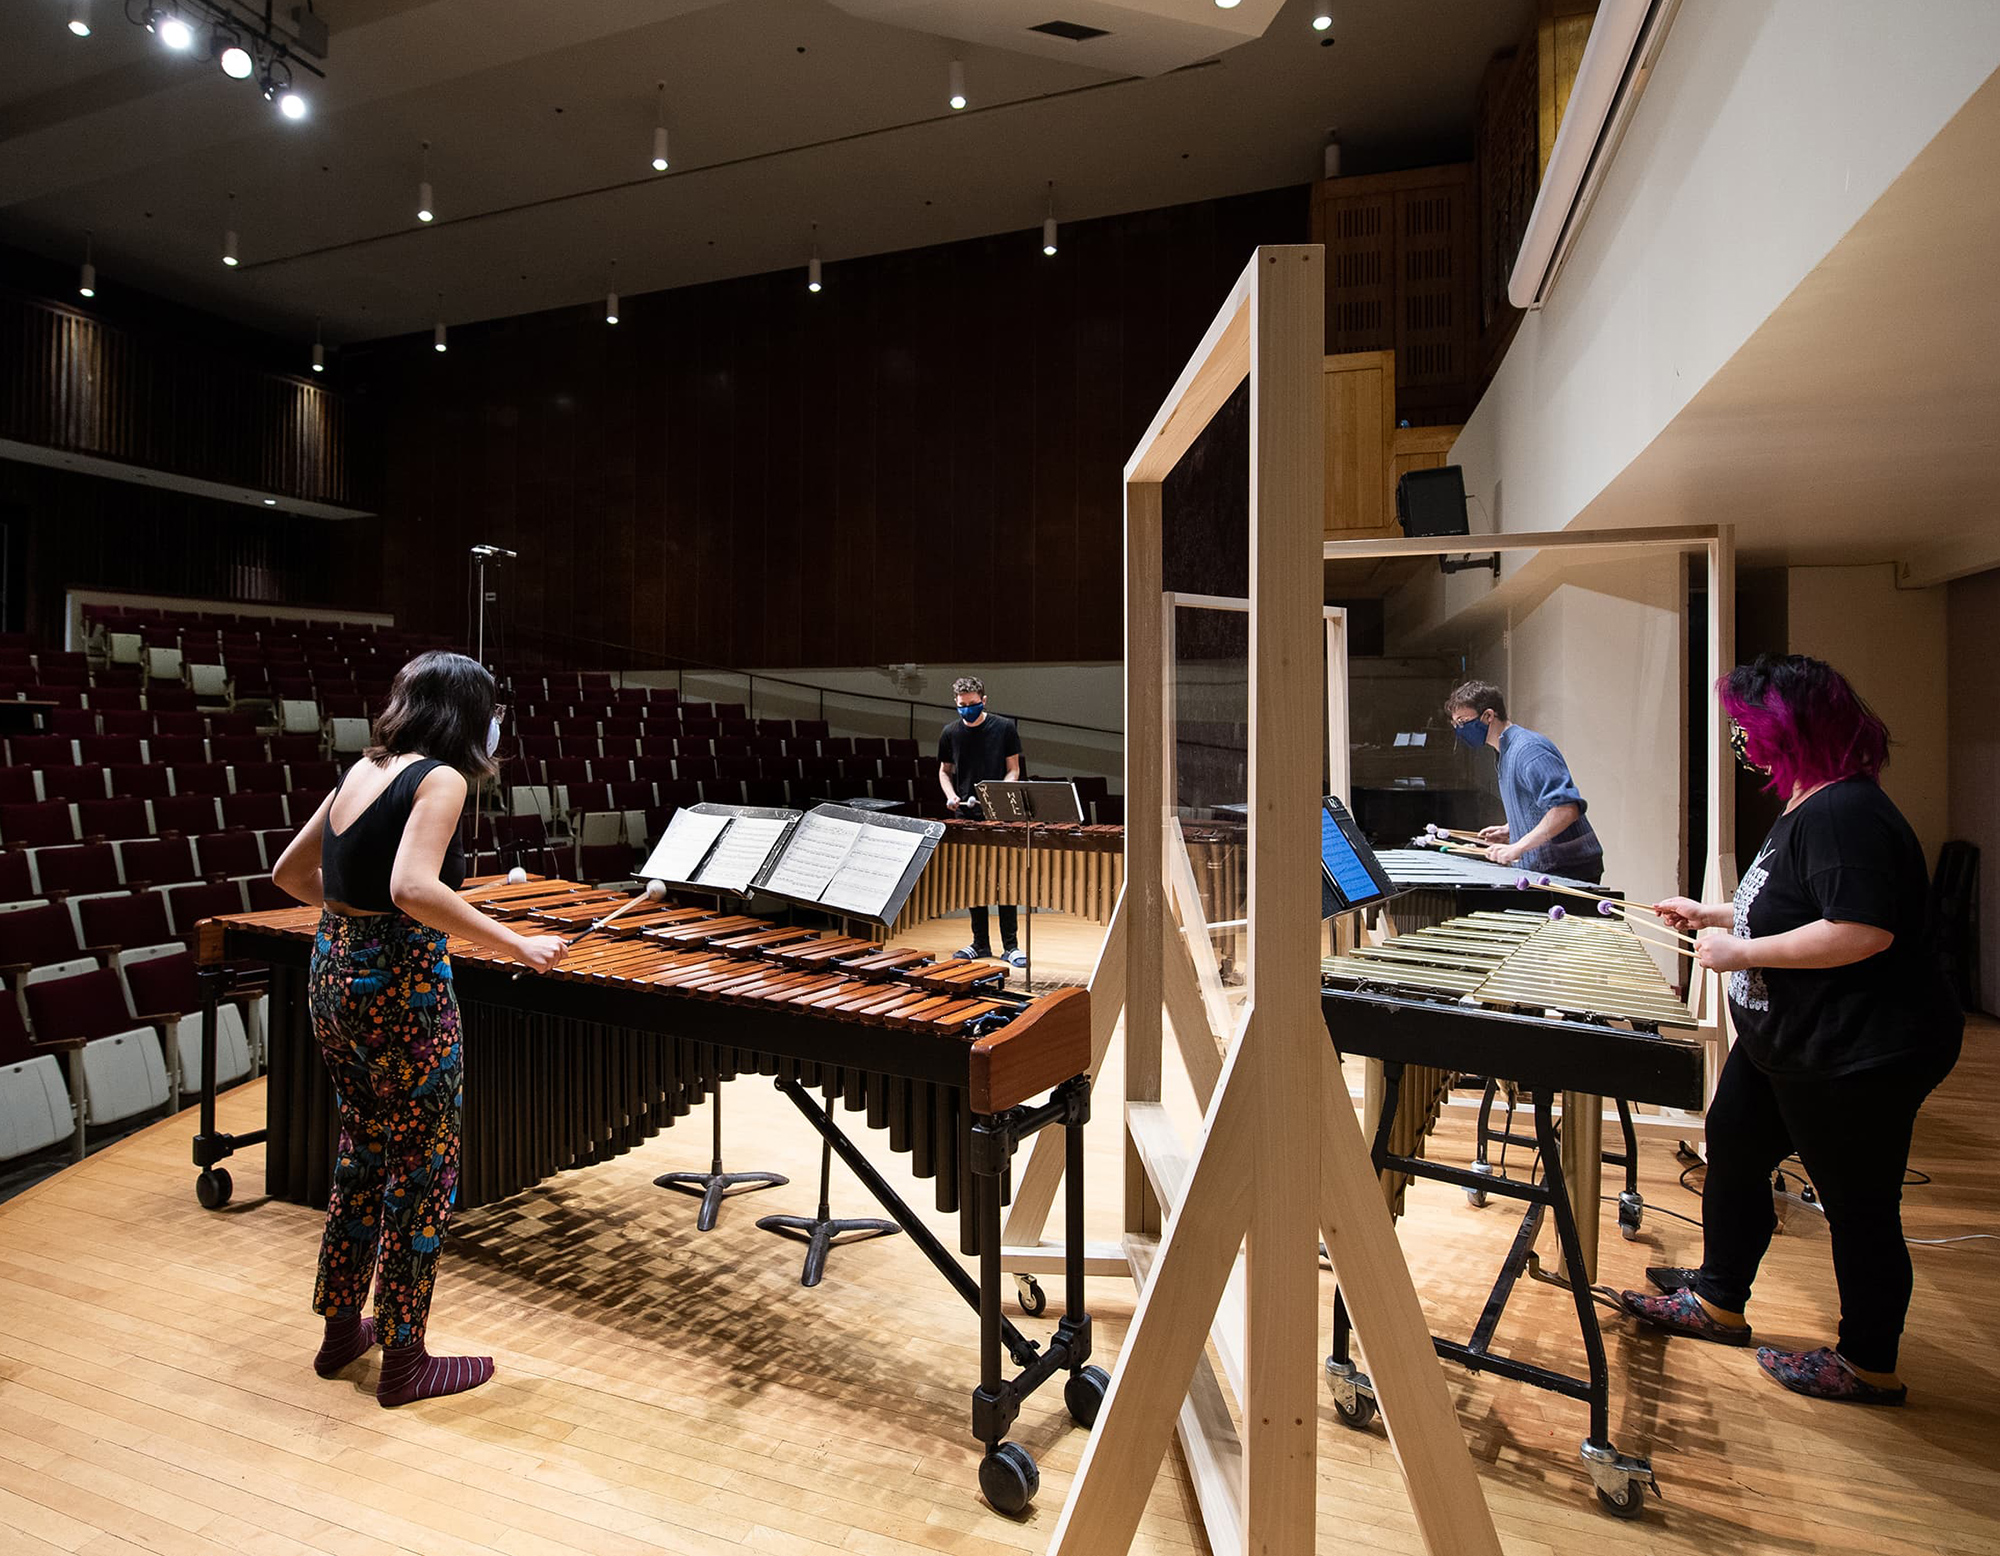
[320,758,467,912]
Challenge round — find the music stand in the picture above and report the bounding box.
[974,779,1084,990]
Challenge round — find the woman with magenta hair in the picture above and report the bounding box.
[1618,655,1960,1404]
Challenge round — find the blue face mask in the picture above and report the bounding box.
[957,701,985,722]
[1452,716,1487,751]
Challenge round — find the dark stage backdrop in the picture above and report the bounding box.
[355,186,1306,670]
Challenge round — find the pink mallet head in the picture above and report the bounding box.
[1548,904,1567,921]
[1597,898,1617,916]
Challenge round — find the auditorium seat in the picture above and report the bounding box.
[755,719,793,738]
[279,699,319,737]
[77,797,153,842]
[271,734,322,764]
[0,850,40,910]
[851,737,888,760]
[172,763,233,798]
[244,876,291,911]
[33,842,123,902]
[116,836,199,891]
[794,720,830,741]
[47,708,96,739]
[206,710,259,738]
[0,989,77,1165]
[328,717,369,754]
[153,794,222,835]
[39,764,109,806]
[24,970,171,1126]
[229,760,287,795]
[742,778,787,808]
[99,709,152,738]
[121,946,252,1095]
[162,881,247,945]
[79,892,174,956]
[149,734,207,766]
[194,830,266,878]
[0,767,40,804]
[1,801,80,848]
[819,737,854,759]
[209,735,268,765]
[9,734,74,768]
[2,902,101,999]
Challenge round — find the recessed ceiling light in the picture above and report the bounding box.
[948,60,966,111]
[1312,11,1333,31]
[263,497,277,506]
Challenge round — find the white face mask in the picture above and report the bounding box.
[486,716,501,756]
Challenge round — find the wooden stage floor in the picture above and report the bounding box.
[1,913,1997,1555]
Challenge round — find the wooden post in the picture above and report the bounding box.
[1049,245,1500,1556]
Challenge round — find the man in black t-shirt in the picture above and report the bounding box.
[936,675,1024,965]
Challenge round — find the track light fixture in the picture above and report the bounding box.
[312,317,324,373]
[222,193,238,267]
[1042,182,1057,257]
[131,2,323,114]
[948,59,966,111]
[652,82,670,171]
[417,142,434,223]
[79,232,96,298]
[434,296,447,353]
[606,260,619,325]
[808,225,822,294]
[68,1,91,37]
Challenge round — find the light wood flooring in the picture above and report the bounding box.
[1,913,1996,1555]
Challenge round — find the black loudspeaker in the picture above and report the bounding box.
[1397,464,1469,537]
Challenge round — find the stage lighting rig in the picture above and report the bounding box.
[125,1,327,116]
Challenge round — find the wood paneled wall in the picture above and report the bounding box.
[357,187,1306,670]
[0,291,367,509]
[0,459,380,640]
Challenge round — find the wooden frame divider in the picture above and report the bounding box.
[1039,246,1502,1556]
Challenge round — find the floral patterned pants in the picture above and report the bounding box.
[308,910,463,1348]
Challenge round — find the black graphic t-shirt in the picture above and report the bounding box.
[1728,777,1960,1076]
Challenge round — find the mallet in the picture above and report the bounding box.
[510,878,666,980]
[1543,903,1700,958]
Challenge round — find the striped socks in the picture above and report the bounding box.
[314,1314,377,1376]
[377,1343,495,1407]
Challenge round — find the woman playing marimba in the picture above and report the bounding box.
[272,652,568,1405]
[1620,655,1961,1404]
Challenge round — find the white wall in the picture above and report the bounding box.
[1786,564,1948,866]
[1444,0,2000,587]
[1468,557,1685,976]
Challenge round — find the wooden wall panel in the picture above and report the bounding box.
[356,186,1307,670]
[0,291,367,509]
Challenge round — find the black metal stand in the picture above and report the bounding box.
[772,1074,1103,1516]
[1472,1079,1646,1237]
[652,1088,787,1230]
[192,962,264,1209]
[755,1132,899,1287]
[1327,1063,1658,1518]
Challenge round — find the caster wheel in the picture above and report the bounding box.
[1332,1388,1378,1429]
[1597,1482,1645,1519]
[979,1442,1040,1515]
[196,1168,232,1210]
[1465,1186,1489,1208]
[1015,1275,1047,1317]
[1064,1365,1110,1428]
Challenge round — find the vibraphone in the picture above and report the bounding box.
[890,819,1243,934]
[191,877,1101,1513]
[1320,909,1704,1516]
[1359,848,1643,1221]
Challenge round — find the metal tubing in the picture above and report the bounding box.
[1535,1094,1615,1446]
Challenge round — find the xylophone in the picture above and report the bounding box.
[1319,909,1704,1517]
[890,819,1244,935]
[191,877,1101,1513]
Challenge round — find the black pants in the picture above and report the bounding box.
[1693,1042,1953,1373]
[967,904,1018,954]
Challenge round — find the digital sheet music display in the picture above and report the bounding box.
[1321,806,1383,906]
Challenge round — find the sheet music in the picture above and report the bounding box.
[762,813,864,901]
[820,825,926,919]
[638,809,730,883]
[692,816,792,892]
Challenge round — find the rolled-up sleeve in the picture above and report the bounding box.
[1523,746,1585,816]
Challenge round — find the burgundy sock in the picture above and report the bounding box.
[376,1342,494,1407]
[314,1314,377,1377]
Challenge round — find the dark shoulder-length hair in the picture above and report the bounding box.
[1719,654,1888,798]
[365,651,498,780]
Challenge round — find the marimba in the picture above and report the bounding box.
[191,877,1101,1513]
[890,819,1243,935]
[1319,909,1704,1516]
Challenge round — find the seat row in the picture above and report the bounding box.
[0,790,324,848]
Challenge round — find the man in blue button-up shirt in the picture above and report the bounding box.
[1446,679,1605,884]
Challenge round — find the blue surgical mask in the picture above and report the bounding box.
[1452,717,1487,751]
[957,701,984,722]
[486,716,502,756]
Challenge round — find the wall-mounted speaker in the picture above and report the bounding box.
[1396,465,1469,538]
